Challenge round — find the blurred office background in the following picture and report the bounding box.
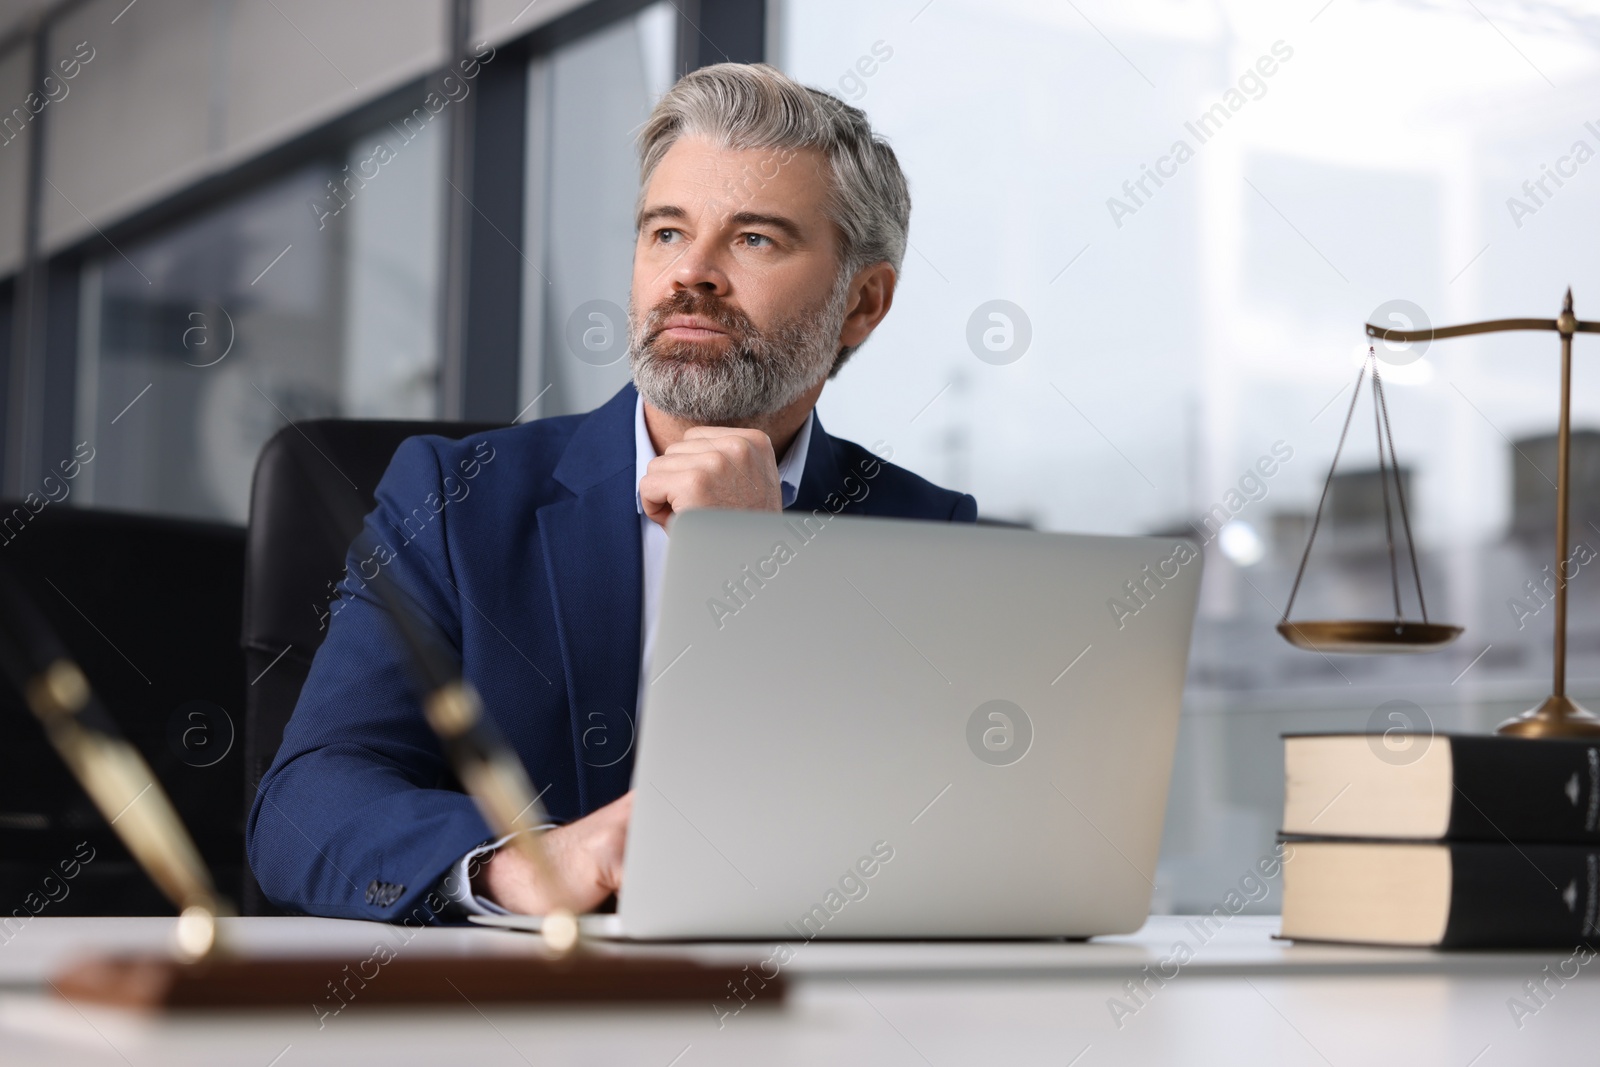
[3,0,1599,912]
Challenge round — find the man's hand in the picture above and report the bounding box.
[472,791,632,915]
[638,426,782,530]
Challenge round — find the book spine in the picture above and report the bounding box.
[1447,737,1600,842]
[1444,843,1600,948]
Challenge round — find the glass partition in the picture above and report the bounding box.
[76,114,445,522]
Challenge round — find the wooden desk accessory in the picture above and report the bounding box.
[1279,289,1600,738]
[50,945,775,1010]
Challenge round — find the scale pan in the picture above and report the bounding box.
[1276,620,1463,654]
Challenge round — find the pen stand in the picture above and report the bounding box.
[51,943,785,1010]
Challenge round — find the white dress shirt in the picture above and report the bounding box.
[444,395,814,916]
[633,393,813,715]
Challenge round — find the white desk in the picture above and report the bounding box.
[1,915,1592,1065]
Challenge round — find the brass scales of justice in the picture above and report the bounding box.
[1278,288,1600,740]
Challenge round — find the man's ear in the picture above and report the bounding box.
[837,262,897,351]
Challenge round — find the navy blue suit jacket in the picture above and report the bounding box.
[247,383,977,920]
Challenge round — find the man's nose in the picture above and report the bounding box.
[669,231,730,295]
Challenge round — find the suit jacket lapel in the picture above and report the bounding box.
[537,385,643,813]
[791,411,850,514]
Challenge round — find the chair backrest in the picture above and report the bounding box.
[241,419,499,913]
[0,503,246,915]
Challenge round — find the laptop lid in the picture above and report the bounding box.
[618,510,1202,940]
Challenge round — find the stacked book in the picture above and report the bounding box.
[1278,732,1600,948]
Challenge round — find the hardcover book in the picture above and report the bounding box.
[1282,733,1600,842]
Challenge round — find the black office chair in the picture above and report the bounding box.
[0,503,247,915]
[241,419,500,914]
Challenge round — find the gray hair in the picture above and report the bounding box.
[636,62,910,376]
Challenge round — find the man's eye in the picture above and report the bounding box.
[742,233,773,248]
[655,228,680,244]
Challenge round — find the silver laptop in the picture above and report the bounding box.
[473,510,1201,940]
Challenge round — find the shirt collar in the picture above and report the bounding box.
[634,393,813,514]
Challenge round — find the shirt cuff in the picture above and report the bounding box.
[440,827,554,916]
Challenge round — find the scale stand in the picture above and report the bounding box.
[1362,289,1600,739]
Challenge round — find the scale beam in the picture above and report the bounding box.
[1367,318,1600,342]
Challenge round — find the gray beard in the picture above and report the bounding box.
[627,273,852,424]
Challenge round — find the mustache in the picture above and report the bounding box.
[644,291,755,344]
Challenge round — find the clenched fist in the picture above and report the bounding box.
[638,426,782,530]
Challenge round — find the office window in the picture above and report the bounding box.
[76,114,445,523]
[519,1,676,418]
[780,1,1600,910]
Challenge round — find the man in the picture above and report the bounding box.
[247,62,977,921]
